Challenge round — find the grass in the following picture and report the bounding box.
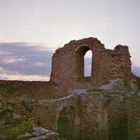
[57,116,68,140]
[1,120,32,140]
[0,107,32,140]
[87,87,104,92]
[123,79,132,90]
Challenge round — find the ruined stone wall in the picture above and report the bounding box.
[107,94,128,140]
[0,37,137,140]
[55,92,140,140]
[126,95,140,140]
[0,80,70,100]
[0,81,140,140]
[50,37,132,89]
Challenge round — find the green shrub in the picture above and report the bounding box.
[87,87,103,92]
[1,120,32,140]
[0,107,32,140]
[123,79,132,90]
[58,116,68,139]
[0,108,13,125]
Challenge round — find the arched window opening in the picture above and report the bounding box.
[84,50,92,77]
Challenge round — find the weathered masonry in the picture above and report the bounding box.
[51,37,132,89]
[0,37,140,140]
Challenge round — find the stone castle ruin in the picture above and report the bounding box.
[51,37,132,89]
[0,37,140,140]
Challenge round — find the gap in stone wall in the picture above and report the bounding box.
[84,50,92,77]
[57,107,69,140]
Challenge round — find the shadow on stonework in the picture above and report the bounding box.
[57,107,69,140]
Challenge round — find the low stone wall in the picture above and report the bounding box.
[1,88,140,140]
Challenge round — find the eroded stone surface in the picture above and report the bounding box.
[51,37,132,88]
[0,37,139,140]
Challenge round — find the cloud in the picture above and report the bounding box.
[2,57,26,64]
[0,74,49,81]
[0,42,139,81]
[100,17,111,28]
[0,66,18,75]
[34,62,45,66]
[0,42,53,81]
[0,66,49,81]
[0,32,17,42]
[132,66,140,77]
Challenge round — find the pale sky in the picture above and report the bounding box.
[0,0,140,80]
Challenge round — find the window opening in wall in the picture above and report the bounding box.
[84,50,92,77]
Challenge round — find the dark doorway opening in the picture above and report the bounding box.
[57,107,69,140]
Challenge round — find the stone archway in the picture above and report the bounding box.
[57,106,69,140]
[76,45,93,81]
[57,105,81,140]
